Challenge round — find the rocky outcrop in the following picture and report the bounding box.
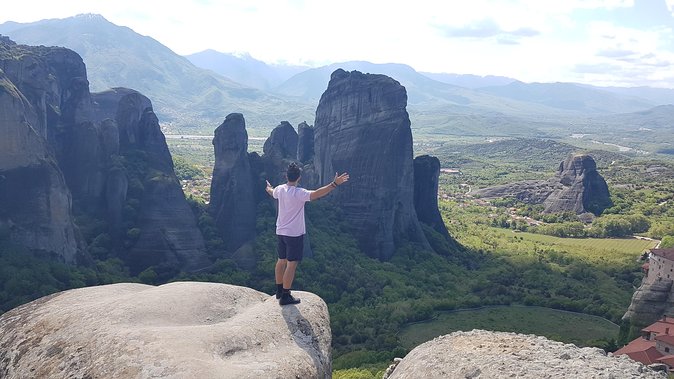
[544,154,611,214]
[623,279,674,326]
[297,121,314,164]
[386,330,665,379]
[473,154,611,215]
[0,40,81,263]
[263,121,299,185]
[413,155,450,239]
[92,88,210,273]
[210,113,256,253]
[313,69,429,259]
[0,282,332,379]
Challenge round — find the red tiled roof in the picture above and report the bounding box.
[642,316,674,334]
[657,354,674,366]
[627,347,664,365]
[655,334,674,345]
[651,248,674,261]
[616,337,656,356]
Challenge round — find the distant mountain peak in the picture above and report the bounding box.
[73,13,108,21]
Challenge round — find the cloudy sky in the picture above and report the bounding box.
[2,0,674,87]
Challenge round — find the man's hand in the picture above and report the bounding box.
[265,180,273,196]
[333,172,349,186]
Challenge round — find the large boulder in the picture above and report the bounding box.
[386,330,665,379]
[210,113,257,253]
[0,282,332,379]
[413,155,450,239]
[0,69,80,263]
[313,69,429,259]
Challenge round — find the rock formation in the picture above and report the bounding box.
[0,282,332,379]
[313,69,429,259]
[623,280,673,326]
[0,37,209,271]
[386,330,665,379]
[414,155,450,239]
[544,154,612,214]
[473,154,611,215]
[0,68,79,263]
[297,121,314,164]
[210,113,257,253]
[263,121,299,185]
[92,88,210,273]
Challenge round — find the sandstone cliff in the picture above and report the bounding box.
[473,154,611,215]
[0,38,80,263]
[313,69,429,259]
[0,282,331,379]
[210,113,257,253]
[414,155,451,239]
[92,88,210,273]
[0,37,209,272]
[386,330,665,379]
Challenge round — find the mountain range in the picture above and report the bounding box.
[2,13,674,144]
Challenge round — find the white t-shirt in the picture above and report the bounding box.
[273,184,312,237]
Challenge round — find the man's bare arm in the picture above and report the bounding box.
[310,172,349,201]
[265,180,274,197]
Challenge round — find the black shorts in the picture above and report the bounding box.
[277,234,304,262]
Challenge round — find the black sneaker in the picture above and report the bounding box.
[279,292,301,305]
[275,289,283,299]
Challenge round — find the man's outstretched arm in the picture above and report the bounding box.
[265,180,274,197]
[310,172,349,201]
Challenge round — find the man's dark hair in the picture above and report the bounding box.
[287,162,301,182]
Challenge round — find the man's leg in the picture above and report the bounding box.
[279,235,303,305]
[275,259,287,299]
[282,260,299,290]
[275,235,287,299]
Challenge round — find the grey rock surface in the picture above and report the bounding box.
[473,154,611,215]
[210,113,257,253]
[414,155,450,239]
[0,62,79,263]
[544,154,611,214]
[623,279,674,326]
[297,121,315,164]
[263,121,299,185]
[93,88,210,272]
[388,330,665,379]
[0,282,332,379]
[313,69,429,259]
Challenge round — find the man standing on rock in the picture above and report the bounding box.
[266,162,349,305]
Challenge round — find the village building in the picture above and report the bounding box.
[616,315,674,368]
[643,248,674,285]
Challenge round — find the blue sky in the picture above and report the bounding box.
[2,0,674,87]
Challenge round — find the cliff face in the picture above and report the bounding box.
[543,155,611,214]
[413,155,450,239]
[0,38,82,262]
[263,121,299,185]
[313,69,429,259]
[0,69,79,263]
[92,88,210,272]
[623,280,673,326]
[0,37,208,271]
[210,113,257,253]
[0,282,332,379]
[473,154,611,215]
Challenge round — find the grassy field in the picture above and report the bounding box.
[398,305,619,350]
[488,227,657,265]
